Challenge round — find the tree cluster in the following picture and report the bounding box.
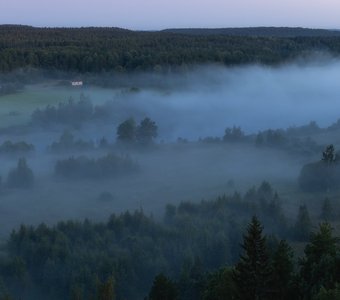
[0,140,34,155]
[31,96,110,127]
[299,144,340,192]
[117,117,158,145]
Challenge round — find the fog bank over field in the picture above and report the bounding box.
[116,60,340,140]
[1,59,340,237]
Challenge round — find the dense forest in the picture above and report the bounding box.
[1,26,340,73]
[0,107,339,299]
[0,187,339,299]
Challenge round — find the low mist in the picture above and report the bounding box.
[112,60,340,140]
[0,59,339,237]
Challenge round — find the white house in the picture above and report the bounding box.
[71,81,83,86]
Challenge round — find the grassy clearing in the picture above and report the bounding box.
[0,83,118,128]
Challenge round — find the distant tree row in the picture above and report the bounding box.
[31,95,111,127]
[0,140,34,155]
[55,153,138,179]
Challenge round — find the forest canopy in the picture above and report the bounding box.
[1,26,340,73]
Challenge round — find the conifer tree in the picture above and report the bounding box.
[299,222,340,299]
[320,198,333,221]
[294,204,311,241]
[149,273,177,300]
[271,240,294,299]
[233,216,272,300]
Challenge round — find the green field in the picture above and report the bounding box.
[0,83,118,128]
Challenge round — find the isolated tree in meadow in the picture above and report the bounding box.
[136,117,158,145]
[322,144,336,163]
[233,216,272,300]
[116,118,136,143]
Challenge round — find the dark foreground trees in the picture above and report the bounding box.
[1,188,340,299]
[149,274,178,300]
[299,223,340,299]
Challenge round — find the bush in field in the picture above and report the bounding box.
[7,158,34,188]
[55,153,138,179]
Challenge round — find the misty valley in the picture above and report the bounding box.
[1,62,340,299]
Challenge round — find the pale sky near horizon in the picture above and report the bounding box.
[0,0,339,30]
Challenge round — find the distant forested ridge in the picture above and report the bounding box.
[162,26,340,37]
[1,25,340,72]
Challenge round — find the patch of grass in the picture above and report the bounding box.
[0,84,117,128]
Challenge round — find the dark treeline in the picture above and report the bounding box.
[0,182,338,299]
[55,153,138,179]
[2,26,340,72]
[162,27,340,37]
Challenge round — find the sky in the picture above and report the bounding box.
[1,0,340,30]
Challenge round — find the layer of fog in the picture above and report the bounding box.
[1,60,340,237]
[111,60,340,141]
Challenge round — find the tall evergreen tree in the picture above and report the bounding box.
[203,267,237,300]
[299,222,340,299]
[294,204,311,241]
[149,274,177,300]
[233,216,272,300]
[320,198,333,221]
[271,240,294,299]
[96,276,115,300]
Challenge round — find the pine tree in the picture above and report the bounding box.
[320,198,333,221]
[96,276,115,300]
[149,273,177,300]
[299,222,340,299]
[294,204,311,241]
[233,216,272,300]
[271,240,294,299]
